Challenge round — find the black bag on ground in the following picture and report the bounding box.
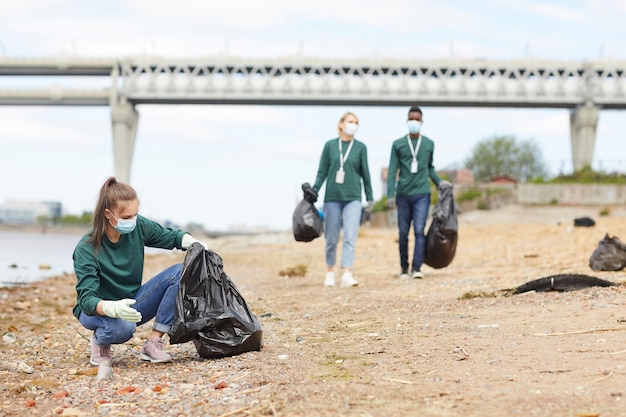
[293,182,323,242]
[589,233,626,271]
[424,182,458,269]
[168,243,263,358]
[574,216,595,227]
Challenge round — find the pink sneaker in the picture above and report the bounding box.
[140,337,172,363]
[90,334,112,366]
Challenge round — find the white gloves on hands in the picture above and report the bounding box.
[101,299,142,323]
[181,233,208,250]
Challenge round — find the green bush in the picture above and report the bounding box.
[456,188,482,202]
[547,165,626,184]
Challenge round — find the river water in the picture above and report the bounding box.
[0,230,169,287]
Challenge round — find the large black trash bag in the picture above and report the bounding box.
[168,243,263,358]
[292,182,323,242]
[589,234,626,271]
[507,273,616,295]
[424,182,458,269]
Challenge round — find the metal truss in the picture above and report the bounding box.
[1,56,626,108]
[117,58,626,108]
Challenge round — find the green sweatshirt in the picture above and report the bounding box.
[72,215,187,319]
[313,138,373,202]
[387,134,441,197]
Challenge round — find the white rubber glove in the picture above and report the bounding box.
[181,233,208,250]
[101,299,142,323]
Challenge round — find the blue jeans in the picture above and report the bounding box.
[79,263,182,345]
[396,194,431,272]
[323,201,362,269]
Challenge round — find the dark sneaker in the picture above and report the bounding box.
[411,270,424,279]
[399,268,410,279]
[90,334,112,366]
[140,337,172,363]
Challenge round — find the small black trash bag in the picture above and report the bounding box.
[574,216,595,227]
[168,243,263,358]
[424,182,458,269]
[589,233,626,271]
[292,182,323,242]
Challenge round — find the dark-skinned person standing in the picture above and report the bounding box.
[73,177,208,366]
[386,106,450,279]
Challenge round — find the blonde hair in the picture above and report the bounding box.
[337,112,358,135]
[87,177,138,252]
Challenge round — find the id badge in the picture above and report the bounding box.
[335,169,345,184]
[411,159,418,173]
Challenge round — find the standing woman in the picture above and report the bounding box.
[73,177,207,365]
[312,112,374,288]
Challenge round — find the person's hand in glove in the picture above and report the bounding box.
[182,233,208,250]
[101,299,142,323]
[438,180,452,188]
[386,197,396,209]
[366,201,374,213]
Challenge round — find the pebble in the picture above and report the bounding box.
[2,332,16,343]
[17,360,34,374]
[96,360,113,381]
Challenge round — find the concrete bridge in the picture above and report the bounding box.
[2,55,625,182]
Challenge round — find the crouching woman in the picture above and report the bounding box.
[72,177,207,365]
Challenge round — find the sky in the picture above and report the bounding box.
[1,0,626,232]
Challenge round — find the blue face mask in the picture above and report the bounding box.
[407,120,422,134]
[110,212,137,234]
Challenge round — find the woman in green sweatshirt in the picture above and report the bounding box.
[312,112,374,288]
[73,177,207,366]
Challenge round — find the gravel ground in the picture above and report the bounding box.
[2,204,626,416]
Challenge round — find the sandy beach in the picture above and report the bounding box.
[1,204,626,416]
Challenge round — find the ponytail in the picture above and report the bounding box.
[87,177,138,252]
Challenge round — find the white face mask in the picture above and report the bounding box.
[407,120,422,134]
[343,122,358,136]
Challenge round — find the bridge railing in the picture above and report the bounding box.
[117,58,626,108]
[1,56,626,108]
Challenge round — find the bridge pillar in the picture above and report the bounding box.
[569,102,598,172]
[110,100,138,183]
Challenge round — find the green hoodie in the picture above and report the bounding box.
[313,137,373,202]
[72,215,186,319]
[387,134,441,197]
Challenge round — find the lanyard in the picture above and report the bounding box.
[338,138,354,171]
[406,134,422,160]
[407,134,422,173]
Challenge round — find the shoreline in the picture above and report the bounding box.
[0,224,88,235]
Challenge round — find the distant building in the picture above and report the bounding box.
[486,174,518,184]
[0,200,62,225]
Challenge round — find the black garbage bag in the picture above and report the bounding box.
[168,243,263,358]
[424,182,458,269]
[507,273,616,295]
[589,233,626,271]
[574,216,595,227]
[293,182,323,242]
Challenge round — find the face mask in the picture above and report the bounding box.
[407,120,422,134]
[110,212,137,234]
[343,122,358,136]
